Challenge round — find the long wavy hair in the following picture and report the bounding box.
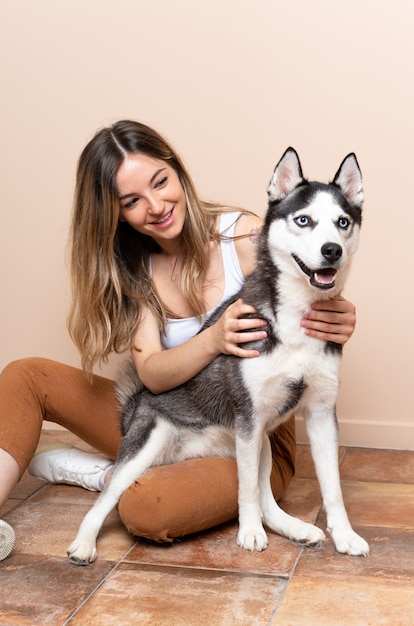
[68,120,238,374]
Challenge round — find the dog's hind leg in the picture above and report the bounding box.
[259,433,326,546]
[67,420,172,565]
[305,408,369,556]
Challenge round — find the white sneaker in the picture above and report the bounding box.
[0,520,15,561]
[28,446,113,492]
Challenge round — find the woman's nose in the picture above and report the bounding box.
[146,193,164,215]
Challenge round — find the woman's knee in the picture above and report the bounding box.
[117,458,239,542]
[1,357,51,384]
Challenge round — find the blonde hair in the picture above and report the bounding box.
[68,120,237,374]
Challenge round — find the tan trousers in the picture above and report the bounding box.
[0,357,296,542]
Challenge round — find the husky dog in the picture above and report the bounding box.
[67,148,369,564]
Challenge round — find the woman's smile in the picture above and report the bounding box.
[151,207,175,227]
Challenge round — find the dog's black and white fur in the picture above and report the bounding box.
[67,147,369,564]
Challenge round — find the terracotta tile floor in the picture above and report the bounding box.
[1,429,414,625]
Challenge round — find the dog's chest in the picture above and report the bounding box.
[241,335,340,423]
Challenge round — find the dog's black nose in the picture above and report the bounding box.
[321,242,342,263]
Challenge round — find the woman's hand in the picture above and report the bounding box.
[211,298,268,358]
[301,295,356,345]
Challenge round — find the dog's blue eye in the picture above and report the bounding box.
[294,215,311,227]
[338,217,350,229]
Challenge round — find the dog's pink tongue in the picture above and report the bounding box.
[314,270,337,285]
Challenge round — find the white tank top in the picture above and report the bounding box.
[161,212,245,349]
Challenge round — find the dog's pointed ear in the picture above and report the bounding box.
[333,153,364,208]
[267,148,304,201]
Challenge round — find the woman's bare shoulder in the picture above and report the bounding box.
[234,212,263,277]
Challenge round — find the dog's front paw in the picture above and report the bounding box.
[330,527,370,556]
[67,539,98,565]
[237,526,268,552]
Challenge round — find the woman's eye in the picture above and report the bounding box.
[125,197,139,209]
[155,176,168,189]
[294,215,311,227]
[338,217,350,229]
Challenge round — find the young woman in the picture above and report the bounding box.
[0,121,356,558]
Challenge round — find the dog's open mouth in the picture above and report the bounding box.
[292,254,337,290]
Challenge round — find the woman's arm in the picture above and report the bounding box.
[132,213,267,394]
[132,301,268,394]
[301,295,357,344]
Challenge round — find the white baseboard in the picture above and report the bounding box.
[295,416,414,451]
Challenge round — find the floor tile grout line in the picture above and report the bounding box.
[62,556,293,624]
[287,570,414,588]
[2,481,52,518]
[267,544,307,623]
[118,557,293,580]
[338,445,348,471]
[63,560,125,625]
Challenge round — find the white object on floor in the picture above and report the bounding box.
[0,520,15,561]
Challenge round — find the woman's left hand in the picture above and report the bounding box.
[301,295,356,345]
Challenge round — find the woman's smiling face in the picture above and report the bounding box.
[117,153,187,251]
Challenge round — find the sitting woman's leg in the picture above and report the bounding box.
[0,356,121,560]
[0,357,121,496]
[117,417,296,541]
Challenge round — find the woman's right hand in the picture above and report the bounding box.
[211,298,268,358]
[132,299,267,394]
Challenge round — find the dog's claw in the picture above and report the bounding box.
[68,555,93,566]
[67,540,97,566]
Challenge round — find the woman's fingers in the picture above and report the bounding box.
[301,296,357,344]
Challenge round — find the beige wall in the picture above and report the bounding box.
[1,0,413,449]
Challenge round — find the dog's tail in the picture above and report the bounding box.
[115,358,144,408]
